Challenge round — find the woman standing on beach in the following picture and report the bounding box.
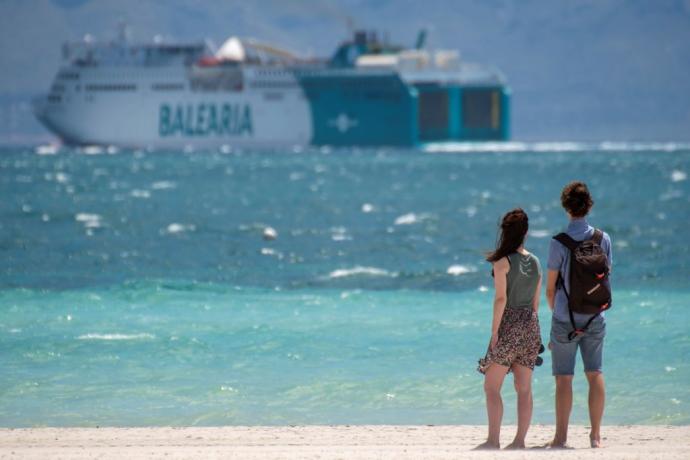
[476,208,542,450]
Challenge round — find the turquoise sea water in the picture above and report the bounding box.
[1,143,689,427]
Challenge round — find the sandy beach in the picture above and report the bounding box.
[1,425,688,459]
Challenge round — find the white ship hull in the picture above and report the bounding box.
[36,66,313,148]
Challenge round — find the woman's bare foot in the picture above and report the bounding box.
[504,440,525,449]
[472,441,500,450]
[590,436,602,448]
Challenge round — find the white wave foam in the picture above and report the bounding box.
[75,213,103,228]
[424,141,690,154]
[394,212,432,225]
[425,141,531,153]
[328,266,396,279]
[43,171,70,184]
[75,213,100,222]
[166,223,195,234]
[260,247,283,259]
[130,189,151,198]
[671,170,687,182]
[151,181,177,190]
[532,142,587,152]
[599,141,690,152]
[35,144,59,155]
[77,333,155,341]
[529,229,551,238]
[447,264,477,276]
[80,145,104,155]
[331,226,352,241]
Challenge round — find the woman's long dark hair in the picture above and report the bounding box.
[486,208,529,263]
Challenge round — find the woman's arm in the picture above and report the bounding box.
[532,274,542,313]
[490,257,509,349]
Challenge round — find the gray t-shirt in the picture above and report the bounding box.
[506,252,541,309]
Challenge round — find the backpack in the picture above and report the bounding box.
[553,229,612,340]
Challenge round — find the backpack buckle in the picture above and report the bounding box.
[567,329,585,341]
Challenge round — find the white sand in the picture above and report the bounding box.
[1,425,688,459]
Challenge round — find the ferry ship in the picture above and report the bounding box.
[34,27,510,147]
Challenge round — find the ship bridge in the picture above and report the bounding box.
[62,37,209,68]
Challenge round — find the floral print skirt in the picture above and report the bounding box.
[477,307,541,374]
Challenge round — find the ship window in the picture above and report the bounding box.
[418,91,449,131]
[152,83,185,91]
[363,91,400,101]
[462,89,500,129]
[263,92,283,101]
[48,95,62,103]
[58,72,80,80]
[190,68,243,92]
[86,84,137,92]
[250,80,297,89]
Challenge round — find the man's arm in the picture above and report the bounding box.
[546,269,559,311]
[606,233,613,272]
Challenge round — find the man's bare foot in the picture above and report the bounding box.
[590,436,602,448]
[536,439,570,449]
[472,441,500,450]
[504,440,525,450]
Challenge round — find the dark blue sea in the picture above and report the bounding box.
[1,142,689,427]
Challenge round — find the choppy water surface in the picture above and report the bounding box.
[1,143,689,426]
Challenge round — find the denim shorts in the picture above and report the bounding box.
[550,316,606,375]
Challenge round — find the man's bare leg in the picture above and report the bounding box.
[550,375,573,447]
[586,371,605,448]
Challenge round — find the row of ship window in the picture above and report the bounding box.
[51,82,300,92]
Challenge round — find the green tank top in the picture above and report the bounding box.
[505,252,541,309]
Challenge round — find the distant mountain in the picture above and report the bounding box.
[1,0,689,142]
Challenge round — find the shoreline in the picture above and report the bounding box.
[1,425,688,459]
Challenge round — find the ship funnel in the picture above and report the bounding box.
[415,29,427,49]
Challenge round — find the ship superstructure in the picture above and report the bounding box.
[34,28,510,147]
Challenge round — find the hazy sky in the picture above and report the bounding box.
[1,0,689,142]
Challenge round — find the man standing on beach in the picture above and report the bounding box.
[546,181,612,448]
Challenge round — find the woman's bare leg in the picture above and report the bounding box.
[477,363,509,449]
[505,364,533,449]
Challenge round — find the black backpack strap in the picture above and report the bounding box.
[553,232,579,252]
[567,312,601,341]
[554,231,599,340]
[592,228,603,245]
[553,233,572,294]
